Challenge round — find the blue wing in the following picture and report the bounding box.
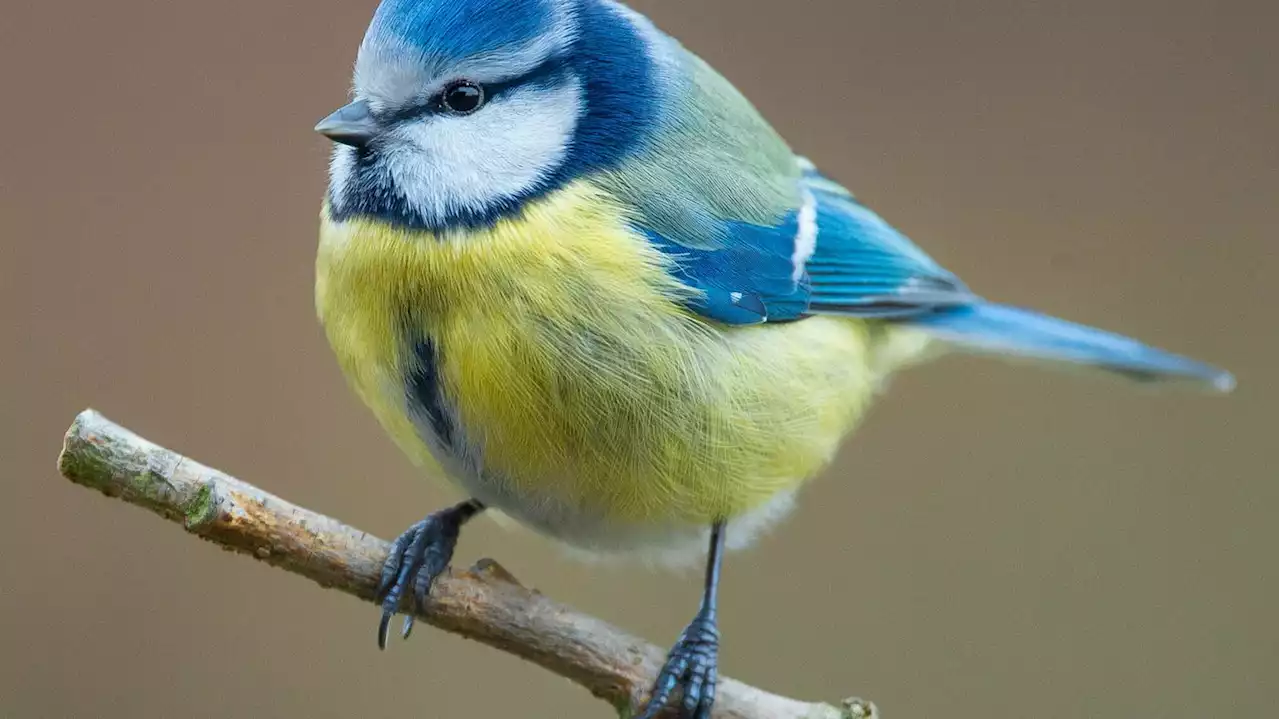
[640,213,811,324]
[798,161,976,318]
[576,13,1231,387]
[629,158,1233,389]
[630,157,974,324]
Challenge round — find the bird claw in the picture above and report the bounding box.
[635,608,720,718]
[373,510,466,649]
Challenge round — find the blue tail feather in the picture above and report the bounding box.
[904,303,1235,392]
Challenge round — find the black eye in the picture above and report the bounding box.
[440,80,485,115]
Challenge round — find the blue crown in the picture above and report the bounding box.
[366,0,558,63]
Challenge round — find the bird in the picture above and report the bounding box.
[312,0,1234,716]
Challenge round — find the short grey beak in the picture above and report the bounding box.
[315,99,377,147]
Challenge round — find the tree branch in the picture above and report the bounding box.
[56,409,876,719]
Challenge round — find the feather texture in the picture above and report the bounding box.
[597,26,974,324]
[590,37,806,323]
[801,162,976,317]
[903,304,1236,390]
[316,181,906,553]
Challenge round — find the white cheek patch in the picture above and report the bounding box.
[381,77,583,225]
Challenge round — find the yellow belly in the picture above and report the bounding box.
[315,181,907,544]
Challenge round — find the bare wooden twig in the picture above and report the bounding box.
[56,409,875,719]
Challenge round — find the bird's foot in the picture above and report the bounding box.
[375,501,479,648]
[636,608,720,718]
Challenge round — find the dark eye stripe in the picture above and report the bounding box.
[482,54,569,97]
[380,54,572,123]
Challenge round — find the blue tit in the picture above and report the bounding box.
[312,0,1234,715]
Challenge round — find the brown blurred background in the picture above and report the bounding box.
[1,0,1274,717]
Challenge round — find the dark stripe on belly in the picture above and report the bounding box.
[406,337,454,450]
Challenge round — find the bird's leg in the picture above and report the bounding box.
[375,498,485,648]
[636,520,726,719]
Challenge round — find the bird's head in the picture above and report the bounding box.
[319,0,660,231]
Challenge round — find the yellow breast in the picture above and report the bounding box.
[316,181,893,533]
